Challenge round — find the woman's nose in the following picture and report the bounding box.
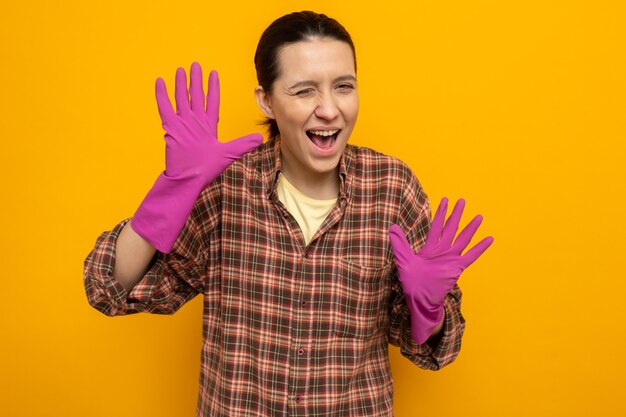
[314,94,340,120]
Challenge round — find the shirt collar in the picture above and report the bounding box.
[262,136,354,202]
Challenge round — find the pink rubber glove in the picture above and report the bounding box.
[388,198,494,344]
[131,63,263,253]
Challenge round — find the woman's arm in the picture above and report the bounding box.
[112,222,157,292]
[85,63,262,315]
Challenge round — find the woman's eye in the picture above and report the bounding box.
[295,88,314,96]
[337,84,355,91]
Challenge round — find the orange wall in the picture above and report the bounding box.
[1,0,625,416]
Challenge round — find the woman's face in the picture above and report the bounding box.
[256,37,359,182]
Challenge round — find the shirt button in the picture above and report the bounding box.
[295,395,302,403]
[297,348,305,356]
[303,252,310,258]
[300,299,308,307]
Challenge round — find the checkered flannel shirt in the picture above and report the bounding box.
[84,137,465,416]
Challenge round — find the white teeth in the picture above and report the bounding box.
[309,129,339,136]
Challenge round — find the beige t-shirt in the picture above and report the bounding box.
[276,174,337,245]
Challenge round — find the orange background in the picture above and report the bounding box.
[1,0,625,416]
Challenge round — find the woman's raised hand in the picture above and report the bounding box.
[388,198,494,344]
[130,63,263,253]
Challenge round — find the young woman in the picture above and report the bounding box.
[84,11,493,417]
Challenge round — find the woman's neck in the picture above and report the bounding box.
[280,161,340,200]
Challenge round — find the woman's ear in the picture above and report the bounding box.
[255,86,275,119]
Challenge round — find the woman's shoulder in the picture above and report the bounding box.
[346,143,416,180]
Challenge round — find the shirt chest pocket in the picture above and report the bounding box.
[331,259,394,339]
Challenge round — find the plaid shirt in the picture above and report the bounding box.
[84,137,465,417]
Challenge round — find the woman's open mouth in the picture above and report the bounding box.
[306,129,340,151]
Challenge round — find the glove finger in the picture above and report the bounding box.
[174,67,190,116]
[155,78,176,127]
[440,198,465,248]
[189,62,205,117]
[222,133,264,160]
[460,236,494,269]
[451,214,483,254]
[388,224,414,269]
[423,197,448,251]
[205,70,220,132]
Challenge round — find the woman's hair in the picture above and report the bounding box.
[254,11,356,138]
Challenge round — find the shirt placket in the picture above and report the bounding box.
[286,247,313,416]
[272,196,308,415]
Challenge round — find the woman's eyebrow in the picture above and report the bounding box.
[288,80,318,90]
[288,75,357,90]
[335,75,357,83]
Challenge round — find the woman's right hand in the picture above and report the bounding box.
[157,62,263,185]
[130,63,263,253]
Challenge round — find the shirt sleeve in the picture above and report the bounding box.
[83,183,219,317]
[386,164,466,370]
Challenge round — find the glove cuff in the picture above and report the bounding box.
[130,172,206,253]
[407,300,445,345]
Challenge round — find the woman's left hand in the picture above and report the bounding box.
[388,198,494,344]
